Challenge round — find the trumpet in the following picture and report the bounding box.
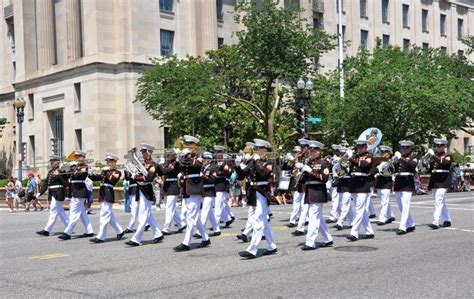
[377,151,401,177]
[417,149,435,173]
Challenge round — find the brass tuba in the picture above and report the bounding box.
[124,148,148,177]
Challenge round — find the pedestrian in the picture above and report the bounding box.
[463,169,471,192]
[14,177,25,210]
[6,176,16,213]
[26,172,43,212]
[85,177,94,214]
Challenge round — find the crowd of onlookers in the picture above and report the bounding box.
[5,172,46,213]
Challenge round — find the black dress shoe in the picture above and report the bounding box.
[58,233,71,240]
[268,213,273,218]
[90,238,105,243]
[292,230,306,236]
[197,239,211,248]
[301,245,316,251]
[286,223,296,228]
[239,251,256,259]
[406,226,416,233]
[177,225,186,233]
[224,219,234,228]
[236,234,249,242]
[262,248,278,256]
[387,217,395,223]
[125,240,140,246]
[333,224,343,230]
[241,228,245,232]
[193,233,201,238]
[261,235,266,241]
[369,214,376,219]
[325,219,336,224]
[152,235,164,243]
[428,224,440,230]
[361,234,375,239]
[144,224,151,231]
[36,230,50,236]
[123,228,135,234]
[304,221,309,226]
[116,231,125,240]
[210,231,221,237]
[81,233,94,238]
[441,221,451,227]
[173,243,190,251]
[346,235,357,241]
[396,229,407,235]
[377,221,387,226]
[231,216,235,221]
[320,241,334,247]
[162,231,172,236]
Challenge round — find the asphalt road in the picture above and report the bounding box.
[1,192,473,298]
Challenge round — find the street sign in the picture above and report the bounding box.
[307,117,321,124]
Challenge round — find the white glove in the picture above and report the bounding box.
[35,193,41,199]
[345,149,353,158]
[253,154,261,161]
[88,168,93,175]
[239,162,248,170]
[285,153,294,161]
[235,155,242,165]
[295,162,304,169]
[302,165,312,173]
[131,173,137,180]
[177,173,183,180]
[427,149,435,156]
[394,151,402,160]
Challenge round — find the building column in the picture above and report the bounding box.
[66,0,82,60]
[196,0,218,56]
[36,0,56,68]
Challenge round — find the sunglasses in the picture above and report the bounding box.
[401,146,411,149]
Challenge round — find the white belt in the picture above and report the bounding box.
[352,172,368,177]
[49,185,63,189]
[252,181,268,186]
[101,183,114,188]
[71,180,85,184]
[165,178,178,182]
[307,181,324,185]
[433,169,449,173]
[137,182,152,186]
[396,172,414,176]
[129,184,137,188]
[340,176,351,179]
[184,174,201,179]
[203,184,215,188]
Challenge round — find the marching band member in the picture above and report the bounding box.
[334,146,354,230]
[159,149,186,235]
[290,139,311,235]
[393,140,417,235]
[89,154,125,243]
[287,144,304,227]
[428,138,452,229]
[36,155,69,236]
[375,146,396,226]
[123,169,139,233]
[326,144,342,224]
[125,144,164,246]
[213,146,234,228]
[300,141,333,250]
[236,139,277,259]
[58,150,94,240]
[174,135,210,251]
[346,140,375,241]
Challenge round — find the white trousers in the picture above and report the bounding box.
[215,192,232,223]
[126,195,138,230]
[64,197,93,235]
[97,201,123,240]
[336,192,354,226]
[367,188,376,215]
[242,207,253,237]
[296,200,309,232]
[245,192,277,255]
[328,188,341,221]
[44,197,68,232]
[163,195,185,233]
[432,188,451,225]
[131,191,162,243]
[377,189,394,223]
[224,198,235,217]
[395,191,414,231]
[306,203,333,248]
[350,193,374,238]
[201,196,220,233]
[289,191,304,224]
[182,196,209,246]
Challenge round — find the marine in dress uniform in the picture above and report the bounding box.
[374,146,396,226]
[300,141,334,250]
[213,145,234,228]
[334,146,355,230]
[36,155,69,236]
[287,145,304,227]
[123,169,139,233]
[236,139,277,259]
[173,136,211,251]
[327,144,342,223]
[125,144,164,246]
[58,150,94,240]
[393,140,417,235]
[428,139,452,229]
[346,140,375,241]
[89,154,125,243]
[158,149,186,235]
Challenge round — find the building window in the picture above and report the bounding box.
[360,30,368,50]
[336,0,344,13]
[313,17,324,30]
[75,129,82,150]
[382,34,390,48]
[422,43,429,49]
[159,0,173,12]
[28,94,34,120]
[457,19,463,39]
[337,24,346,42]
[440,14,446,36]
[360,0,367,18]
[382,0,389,23]
[160,30,174,56]
[440,46,447,53]
[464,137,470,154]
[402,4,409,28]
[216,0,224,21]
[218,37,224,49]
[284,0,299,9]
[457,50,464,56]
[29,135,35,167]
[422,9,428,32]
[403,39,410,52]
[74,83,81,111]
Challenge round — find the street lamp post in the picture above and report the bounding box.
[15,97,26,182]
[296,78,314,138]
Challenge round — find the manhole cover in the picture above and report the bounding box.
[334,246,378,252]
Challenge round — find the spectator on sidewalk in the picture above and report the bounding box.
[85,177,95,214]
[36,174,48,211]
[6,176,16,213]
[14,177,26,210]
[26,172,43,211]
[463,169,471,192]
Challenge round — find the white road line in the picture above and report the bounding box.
[387,221,474,233]
[410,205,474,211]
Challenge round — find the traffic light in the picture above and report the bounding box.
[296,108,306,137]
[51,138,58,155]
[21,142,27,162]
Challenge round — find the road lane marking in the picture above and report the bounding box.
[30,253,70,260]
